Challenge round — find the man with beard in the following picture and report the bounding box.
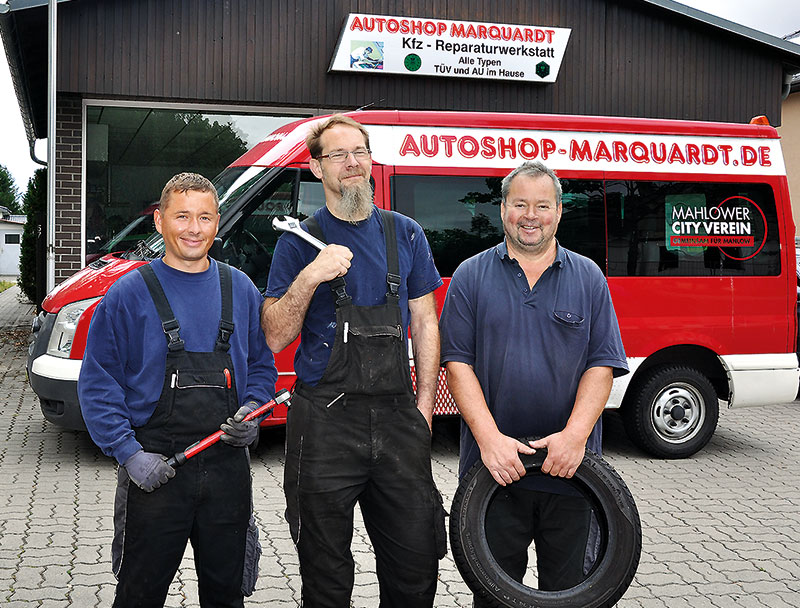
[439,161,627,599]
[262,114,444,607]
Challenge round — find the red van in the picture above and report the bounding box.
[27,110,799,458]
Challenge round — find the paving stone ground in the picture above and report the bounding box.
[1,284,799,607]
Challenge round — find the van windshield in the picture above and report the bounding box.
[132,166,274,258]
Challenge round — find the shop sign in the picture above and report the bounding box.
[329,14,571,82]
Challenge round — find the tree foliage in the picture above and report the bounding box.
[19,169,46,307]
[0,165,22,215]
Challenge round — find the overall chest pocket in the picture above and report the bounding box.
[322,302,414,395]
[342,322,411,394]
[171,369,230,390]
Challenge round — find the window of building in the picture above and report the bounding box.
[84,105,307,264]
[4,233,21,245]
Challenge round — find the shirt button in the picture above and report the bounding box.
[567,313,572,318]
[517,272,522,277]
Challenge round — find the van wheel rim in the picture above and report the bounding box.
[651,383,705,443]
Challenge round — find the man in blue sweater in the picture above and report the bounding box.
[78,173,277,607]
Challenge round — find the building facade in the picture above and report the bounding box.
[2,0,799,285]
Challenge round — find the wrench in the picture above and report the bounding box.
[272,216,327,251]
[166,389,292,468]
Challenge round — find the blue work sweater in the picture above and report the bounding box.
[78,257,277,465]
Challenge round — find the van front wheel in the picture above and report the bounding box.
[622,365,718,459]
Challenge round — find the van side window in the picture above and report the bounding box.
[393,175,503,277]
[219,169,325,292]
[392,175,605,276]
[298,169,326,220]
[558,179,606,272]
[606,181,780,277]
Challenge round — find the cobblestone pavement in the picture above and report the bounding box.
[1,285,799,607]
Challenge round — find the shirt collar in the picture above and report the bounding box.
[495,239,565,267]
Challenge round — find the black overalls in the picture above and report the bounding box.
[284,210,442,608]
[112,263,252,608]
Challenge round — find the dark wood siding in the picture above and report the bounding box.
[52,0,789,124]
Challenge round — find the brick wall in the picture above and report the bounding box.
[55,96,82,284]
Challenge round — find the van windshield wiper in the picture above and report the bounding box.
[125,240,161,261]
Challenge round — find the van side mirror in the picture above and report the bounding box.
[209,237,223,260]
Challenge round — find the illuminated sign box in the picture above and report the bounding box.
[329,14,571,83]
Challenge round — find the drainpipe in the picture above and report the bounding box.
[30,141,46,166]
[46,0,56,292]
[782,71,796,101]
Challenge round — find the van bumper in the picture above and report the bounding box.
[27,315,87,431]
[721,353,800,407]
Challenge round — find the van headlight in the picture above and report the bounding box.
[46,297,101,358]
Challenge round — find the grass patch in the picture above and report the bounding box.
[0,280,15,294]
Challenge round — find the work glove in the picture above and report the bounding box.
[220,401,260,448]
[123,450,176,493]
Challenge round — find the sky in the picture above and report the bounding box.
[0,1,799,198]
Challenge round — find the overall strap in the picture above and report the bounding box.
[378,209,401,304]
[137,264,185,352]
[215,262,235,352]
[304,216,352,307]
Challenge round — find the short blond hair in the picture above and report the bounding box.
[159,173,219,211]
[306,115,370,159]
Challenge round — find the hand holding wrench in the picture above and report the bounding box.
[166,388,291,468]
[272,216,327,251]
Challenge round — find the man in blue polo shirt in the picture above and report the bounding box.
[440,160,628,598]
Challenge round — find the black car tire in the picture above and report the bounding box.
[622,364,719,459]
[450,445,641,608]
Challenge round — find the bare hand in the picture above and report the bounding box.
[306,244,353,284]
[531,432,585,478]
[480,433,536,486]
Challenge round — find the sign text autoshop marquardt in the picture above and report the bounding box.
[329,14,571,83]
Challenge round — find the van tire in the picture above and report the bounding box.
[622,365,718,459]
[450,445,641,608]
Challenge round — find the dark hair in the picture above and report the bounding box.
[306,114,371,159]
[159,172,219,211]
[501,161,562,205]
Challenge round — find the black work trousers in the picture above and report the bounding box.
[284,386,439,608]
[112,448,250,608]
[474,484,592,607]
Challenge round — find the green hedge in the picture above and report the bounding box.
[19,169,46,307]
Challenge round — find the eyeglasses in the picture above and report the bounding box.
[316,148,371,163]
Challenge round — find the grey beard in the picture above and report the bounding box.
[339,180,374,222]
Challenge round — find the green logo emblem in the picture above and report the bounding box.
[404,54,422,72]
[536,61,551,78]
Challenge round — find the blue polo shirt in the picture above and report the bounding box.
[440,241,628,479]
[265,205,442,385]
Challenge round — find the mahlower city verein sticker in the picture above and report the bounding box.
[666,195,767,261]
